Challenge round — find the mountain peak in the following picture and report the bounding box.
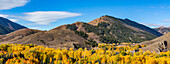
[72,21,84,25]
[88,15,116,26]
[124,18,131,21]
[102,15,116,18]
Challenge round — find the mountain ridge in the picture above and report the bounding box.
[0,15,163,48]
[0,17,27,35]
[66,15,162,43]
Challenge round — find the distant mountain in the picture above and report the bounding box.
[154,26,170,34]
[0,17,27,35]
[0,15,162,48]
[141,32,170,52]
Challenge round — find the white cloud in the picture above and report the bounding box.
[9,19,18,22]
[163,19,170,23]
[0,11,82,25]
[0,14,19,22]
[141,23,170,27]
[0,14,9,18]
[141,19,170,27]
[0,0,29,10]
[20,11,82,25]
[30,27,41,29]
[141,23,162,26]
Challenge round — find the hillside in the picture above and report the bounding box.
[67,15,162,43]
[0,17,27,30]
[0,24,12,35]
[0,28,89,49]
[154,26,170,34]
[0,15,162,48]
[0,17,27,35]
[121,19,162,36]
[0,29,43,42]
[141,32,170,52]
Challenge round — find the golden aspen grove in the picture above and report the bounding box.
[0,43,170,64]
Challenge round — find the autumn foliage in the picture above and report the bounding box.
[0,43,170,64]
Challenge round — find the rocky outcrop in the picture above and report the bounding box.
[156,41,168,52]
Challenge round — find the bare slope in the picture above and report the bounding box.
[141,32,170,52]
[0,28,88,48]
[17,29,87,48]
[0,29,43,42]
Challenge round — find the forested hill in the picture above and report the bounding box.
[67,15,162,43]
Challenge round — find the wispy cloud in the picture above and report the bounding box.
[9,19,18,22]
[150,6,156,8]
[0,14,18,22]
[141,23,162,26]
[153,13,159,15]
[135,9,143,12]
[0,14,9,18]
[163,19,170,23]
[160,6,165,8]
[0,0,29,10]
[18,11,82,25]
[0,11,82,26]
[150,6,170,9]
[30,27,41,29]
[141,23,170,27]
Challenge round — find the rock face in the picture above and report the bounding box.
[0,17,27,35]
[141,32,170,52]
[154,26,170,34]
[156,41,168,52]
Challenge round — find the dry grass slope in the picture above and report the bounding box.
[141,32,170,52]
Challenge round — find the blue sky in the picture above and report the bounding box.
[0,0,170,30]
